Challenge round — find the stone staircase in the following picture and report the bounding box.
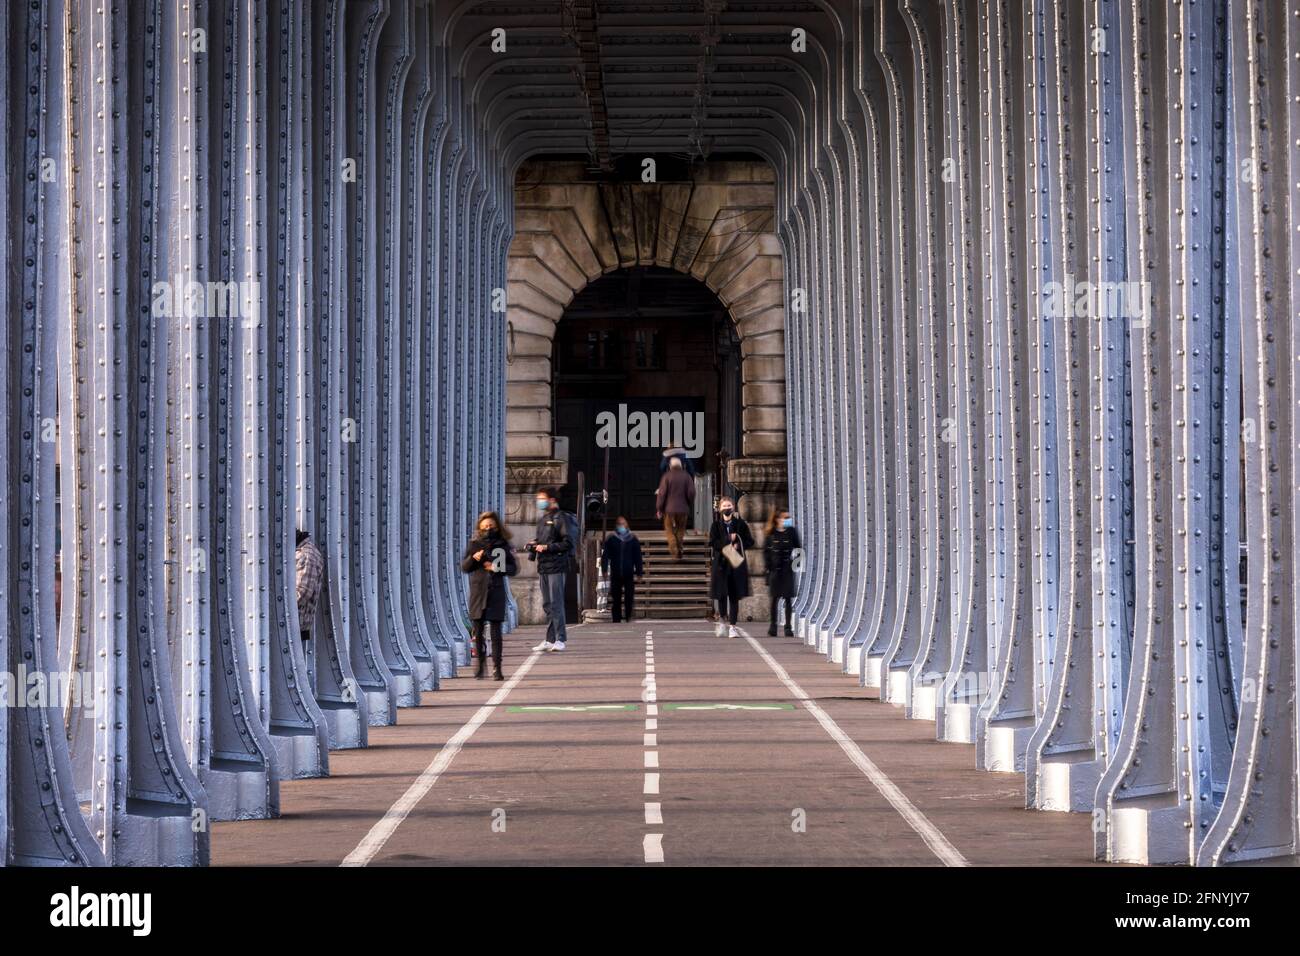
[638,530,712,618]
[588,529,712,620]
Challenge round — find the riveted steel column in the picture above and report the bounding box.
[418,53,455,673]
[1098,0,1243,864]
[312,0,371,746]
[1024,0,1096,812]
[374,1,423,707]
[1017,0,1064,796]
[835,5,889,676]
[899,0,953,721]
[396,1,440,685]
[1198,0,1300,866]
[0,0,107,867]
[201,0,284,819]
[974,0,1040,773]
[343,0,400,724]
[874,2,925,700]
[935,0,990,743]
[847,4,896,683]
[1074,0,1138,816]
[60,0,209,863]
[263,0,331,777]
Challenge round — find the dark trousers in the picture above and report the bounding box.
[610,574,636,622]
[717,575,742,625]
[539,572,568,644]
[769,594,793,630]
[472,618,502,665]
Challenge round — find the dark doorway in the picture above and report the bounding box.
[553,266,742,530]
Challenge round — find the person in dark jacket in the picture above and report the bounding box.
[656,456,696,561]
[763,508,801,636]
[460,511,519,679]
[600,516,644,623]
[708,497,754,638]
[527,487,573,651]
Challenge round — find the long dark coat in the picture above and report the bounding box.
[460,534,518,621]
[764,526,801,599]
[708,514,755,600]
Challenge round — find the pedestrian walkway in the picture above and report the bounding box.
[212,623,1097,866]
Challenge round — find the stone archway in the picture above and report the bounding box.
[502,159,789,623]
[504,159,789,531]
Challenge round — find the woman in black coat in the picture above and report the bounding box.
[708,496,754,638]
[763,507,801,636]
[460,510,518,679]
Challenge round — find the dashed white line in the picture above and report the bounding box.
[643,628,663,863]
[740,630,969,867]
[643,833,665,863]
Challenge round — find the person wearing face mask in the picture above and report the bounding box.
[708,497,754,638]
[763,508,801,637]
[460,511,518,679]
[600,516,644,624]
[526,487,573,651]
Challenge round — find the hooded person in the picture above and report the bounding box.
[600,516,644,623]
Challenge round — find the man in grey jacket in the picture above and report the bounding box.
[655,457,695,561]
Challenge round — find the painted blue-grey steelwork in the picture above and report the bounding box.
[4,0,1297,868]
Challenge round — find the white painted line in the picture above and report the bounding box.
[341,647,545,867]
[646,665,655,674]
[645,751,659,768]
[643,833,664,863]
[644,772,660,795]
[740,631,969,868]
[643,733,657,747]
[646,718,657,730]
[647,704,658,716]
[645,802,663,825]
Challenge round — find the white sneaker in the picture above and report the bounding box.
[533,640,552,651]
[715,622,726,637]
[553,641,567,651]
[728,625,740,639]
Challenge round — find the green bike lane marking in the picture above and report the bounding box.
[661,702,795,711]
[507,703,639,713]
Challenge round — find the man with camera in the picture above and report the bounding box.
[527,487,573,651]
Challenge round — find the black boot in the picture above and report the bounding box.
[767,621,777,637]
[473,627,487,679]
[492,663,504,681]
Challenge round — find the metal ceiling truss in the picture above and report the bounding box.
[2,0,1296,867]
